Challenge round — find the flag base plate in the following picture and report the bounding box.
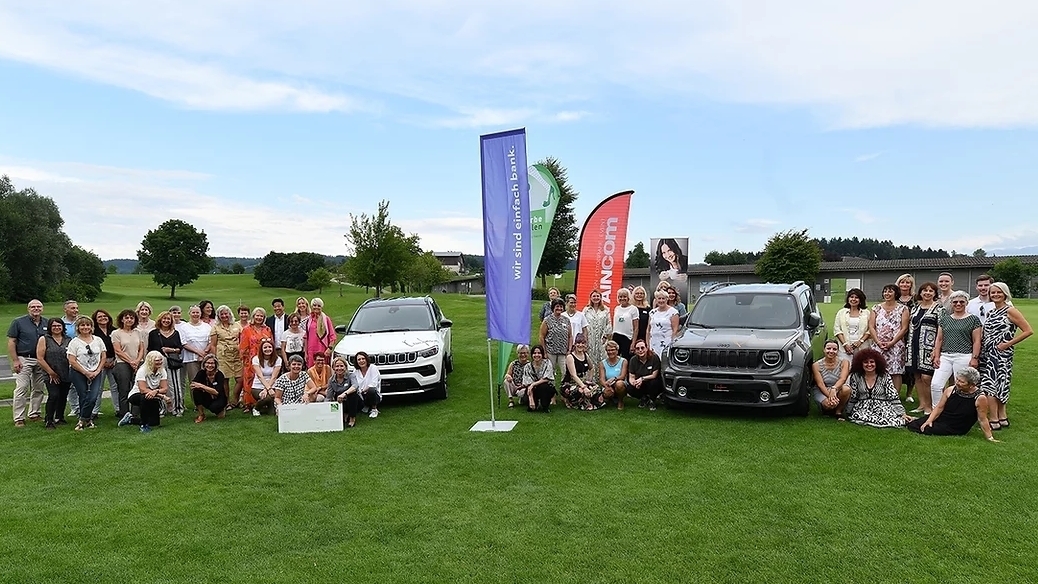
[469,420,517,432]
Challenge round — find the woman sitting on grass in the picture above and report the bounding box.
[843,348,910,428]
[332,352,382,425]
[907,367,999,442]
[811,339,850,418]
[503,344,531,409]
[522,345,557,413]
[599,340,628,410]
[123,351,168,433]
[249,338,282,416]
[327,357,355,427]
[560,334,604,410]
[190,354,227,423]
[272,355,315,412]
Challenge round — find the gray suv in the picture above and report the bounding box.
[662,281,826,416]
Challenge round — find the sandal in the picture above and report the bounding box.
[999,418,1010,428]
[990,420,1002,431]
[507,401,514,408]
[225,402,239,411]
[195,414,205,424]
[835,413,847,422]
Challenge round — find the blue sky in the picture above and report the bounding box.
[1,1,1036,261]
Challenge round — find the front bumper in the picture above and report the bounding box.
[662,367,805,407]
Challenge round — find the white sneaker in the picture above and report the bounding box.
[252,408,261,417]
[369,409,379,419]
[361,407,370,414]
[118,412,133,427]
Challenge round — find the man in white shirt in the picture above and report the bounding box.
[966,274,994,324]
[265,298,288,348]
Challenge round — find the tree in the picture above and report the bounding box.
[989,258,1036,299]
[403,252,453,293]
[625,242,650,268]
[231,262,246,274]
[59,245,106,302]
[254,252,328,289]
[754,229,823,285]
[137,219,214,298]
[107,264,119,275]
[536,157,579,288]
[0,175,72,301]
[704,249,757,266]
[343,200,418,298]
[307,267,333,294]
[972,248,987,258]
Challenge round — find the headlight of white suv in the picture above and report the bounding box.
[418,346,440,358]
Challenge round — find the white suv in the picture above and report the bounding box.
[333,297,453,399]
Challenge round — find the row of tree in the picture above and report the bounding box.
[0,176,106,302]
[704,237,973,266]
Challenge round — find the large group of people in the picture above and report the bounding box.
[518,282,686,412]
[823,274,1031,441]
[7,296,385,432]
[9,273,1031,444]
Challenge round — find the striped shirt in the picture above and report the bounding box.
[939,314,981,354]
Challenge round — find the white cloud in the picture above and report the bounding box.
[734,218,780,233]
[855,152,883,163]
[2,1,1036,126]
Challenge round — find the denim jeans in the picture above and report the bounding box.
[69,369,104,423]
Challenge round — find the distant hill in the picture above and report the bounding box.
[104,255,347,274]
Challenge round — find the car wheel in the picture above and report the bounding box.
[445,354,454,374]
[430,361,448,400]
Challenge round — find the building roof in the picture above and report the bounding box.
[432,251,464,258]
[625,255,1038,277]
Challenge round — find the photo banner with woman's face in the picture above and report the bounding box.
[650,237,690,305]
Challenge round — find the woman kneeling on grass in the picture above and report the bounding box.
[599,340,628,410]
[190,354,228,423]
[122,351,168,433]
[843,348,911,428]
[522,345,557,413]
[811,339,850,418]
[330,353,381,426]
[560,334,604,410]
[272,355,315,412]
[907,367,999,442]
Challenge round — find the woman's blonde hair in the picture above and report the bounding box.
[143,350,166,375]
[136,301,153,314]
[155,311,174,331]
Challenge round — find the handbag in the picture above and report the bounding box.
[166,353,184,370]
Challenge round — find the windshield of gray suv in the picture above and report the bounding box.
[687,293,800,329]
[347,304,435,334]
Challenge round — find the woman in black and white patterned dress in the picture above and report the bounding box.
[843,349,909,428]
[979,282,1033,430]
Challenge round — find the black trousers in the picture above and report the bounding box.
[345,389,381,419]
[112,362,135,417]
[128,392,162,427]
[528,382,557,412]
[192,388,228,414]
[628,377,663,401]
[45,380,72,423]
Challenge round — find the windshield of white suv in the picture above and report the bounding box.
[687,293,800,329]
[348,304,435,334]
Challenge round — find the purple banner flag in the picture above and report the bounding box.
[481,128,531,344]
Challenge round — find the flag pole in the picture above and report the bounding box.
[471,337,516,432]
[487,338,496,427]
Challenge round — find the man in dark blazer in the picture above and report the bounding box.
[265,298,289,350]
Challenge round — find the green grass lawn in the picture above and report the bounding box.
[2,276,1037,582]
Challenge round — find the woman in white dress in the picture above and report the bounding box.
[611,288,640,359]
[648,290,679,356]
[833,288,872,363]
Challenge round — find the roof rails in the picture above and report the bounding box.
[704,282,739,294]
[788,281,806,292]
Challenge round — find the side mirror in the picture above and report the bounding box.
[440,318,453,329]
[806,313,821,329]
[334,324,347,334]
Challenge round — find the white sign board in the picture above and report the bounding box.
[277,402,344,434]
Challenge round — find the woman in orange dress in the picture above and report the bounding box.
[239,307,272,412]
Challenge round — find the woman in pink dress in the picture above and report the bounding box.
[305,298,337,367]
[869,284,909,395]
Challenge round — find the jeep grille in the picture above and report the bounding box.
[679,349,761,369]
[351,352,418,366]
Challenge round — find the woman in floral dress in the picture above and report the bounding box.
[582,290,612,370]
[559,334,605,411]
[869,284,909,395]
[979,282,1033,430]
